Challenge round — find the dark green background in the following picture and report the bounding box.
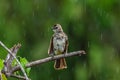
[0,0,120,80]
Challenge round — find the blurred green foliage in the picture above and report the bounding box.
[0,0,120,80]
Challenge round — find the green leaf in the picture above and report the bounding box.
[0,59,4,70]
[26,67,31,76]
[11,59,21,75]
[20,57,31,76]
[1,73,7,80]
[20,57,28,68]
[11,59,17,67]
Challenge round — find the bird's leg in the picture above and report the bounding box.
[49,53,55,58]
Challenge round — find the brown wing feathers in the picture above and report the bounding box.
[48,36,54,55]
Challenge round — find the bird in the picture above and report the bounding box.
[48,24,69,70]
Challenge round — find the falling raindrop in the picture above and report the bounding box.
[116,67,120,73]
[47,27,51,33]
[32,12,35,17]
[48,7,51,13]
[88,41,90,48]
[11,13,16,18]
[22,20,25,25]
[106,13,110,18]
[83,62,86,68]
[36,5,39,10]
[23,30,26,37]
[100,33,103,40]
[58,75,60,80]
[97,8,103,16]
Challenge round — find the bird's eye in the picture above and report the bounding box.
[53,26,58,29]
[53,24,58,29]
[53,25,58,29]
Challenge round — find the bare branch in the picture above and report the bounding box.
[0,41,29,80]
[0,41,86,80]
[3,44,21,75]
[12,50,86,72]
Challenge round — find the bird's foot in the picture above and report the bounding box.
[49,53,55,58]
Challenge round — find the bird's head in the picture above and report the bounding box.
[52,24,63,33]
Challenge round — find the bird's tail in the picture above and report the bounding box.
[54,58,67,70]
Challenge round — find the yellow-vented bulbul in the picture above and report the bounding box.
[48,24,68,70]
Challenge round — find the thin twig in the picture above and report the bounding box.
[11,74,26,80]
[3,44,21,76]
[0,41,29,80]
[12,50,86,72]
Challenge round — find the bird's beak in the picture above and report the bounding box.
[52,26,56,30]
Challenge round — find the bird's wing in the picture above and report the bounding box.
[48,36,54,55]
[63,35,69,54]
